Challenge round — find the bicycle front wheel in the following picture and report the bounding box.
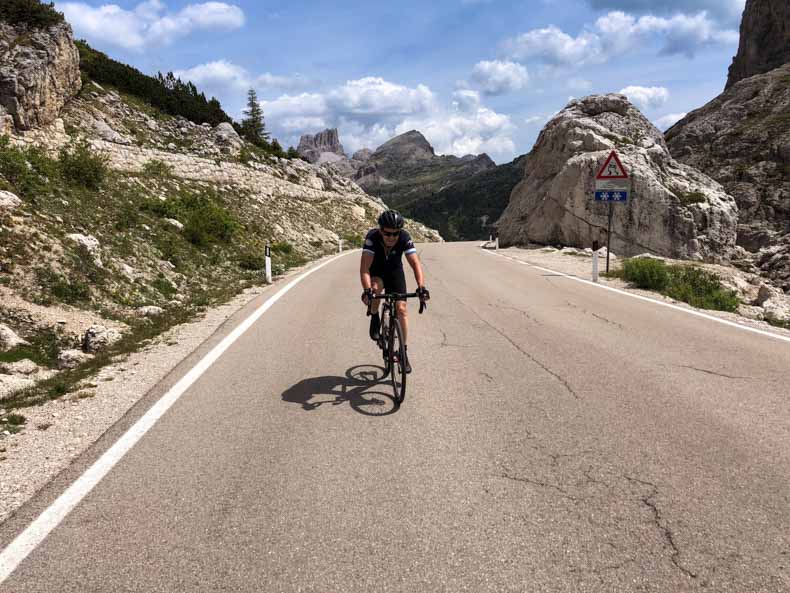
[389,317,406,405]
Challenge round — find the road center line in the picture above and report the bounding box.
[0,251,355,584]
[482,248,790,345]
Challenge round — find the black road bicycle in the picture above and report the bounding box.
[367,292,427,405]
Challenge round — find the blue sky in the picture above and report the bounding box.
[56,0,745,163]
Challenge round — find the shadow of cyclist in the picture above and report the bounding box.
[280,366,398,416]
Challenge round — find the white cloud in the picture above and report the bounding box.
[654,112,687,130]
[174,60,250,91]
[619,85,669,110]
[57,1,244,51]
[587,0,745,26]
[502,10,738,66]
[471,60,529,95]
[261,77,514,159]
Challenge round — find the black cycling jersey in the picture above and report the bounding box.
[362,229,416,275]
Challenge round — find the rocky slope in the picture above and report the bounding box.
[497,94,738,261]
[726,0,790,89]
[667,0,790,291]
[353,130,496,211]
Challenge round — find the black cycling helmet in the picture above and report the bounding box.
[378,210,404,229]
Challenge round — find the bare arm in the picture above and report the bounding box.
[405,252,425,288]
[360,252,374,290]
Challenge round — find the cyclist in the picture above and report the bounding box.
[360,210,429,374]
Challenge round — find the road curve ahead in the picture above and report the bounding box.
[1,242,789,592]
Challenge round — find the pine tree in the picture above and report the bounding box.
[241,88,269,145]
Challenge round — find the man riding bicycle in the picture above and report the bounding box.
[360,210,430,374]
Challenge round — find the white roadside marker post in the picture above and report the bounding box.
[592,240,599,283]
[265,245,272,284]
[339,238,343,253]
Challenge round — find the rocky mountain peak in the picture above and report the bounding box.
[297,128,347,163]
[498,94,737,261]
[726,0,790,89]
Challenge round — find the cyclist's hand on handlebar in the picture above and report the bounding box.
[417,286,430,301]
[362,288,373,306]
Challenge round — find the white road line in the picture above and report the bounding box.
[0,251,355,584]
[482,248,790,345]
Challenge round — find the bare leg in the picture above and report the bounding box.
[396,300,408,345]
[369,277,384,315]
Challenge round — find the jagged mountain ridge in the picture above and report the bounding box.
[667,0,790,290]
[352,129,496,211]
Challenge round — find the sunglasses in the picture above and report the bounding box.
[380,229,401,237]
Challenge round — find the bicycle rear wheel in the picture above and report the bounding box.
[389,317,406,405]
[379,308,391,378]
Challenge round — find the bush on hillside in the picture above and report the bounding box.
[621,257,739,312]
[59,140,109,189]
[0,0,63,29]
[0,136,57,198]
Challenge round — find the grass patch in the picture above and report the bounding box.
[1,413,27,435]
[766,318,790,330]
[341,232,364,248]
[59,140,110,190]
[621,258,739,312]
[0,328,62,368]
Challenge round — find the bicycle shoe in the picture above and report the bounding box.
[369,312,380,341]
[403,347,412,374]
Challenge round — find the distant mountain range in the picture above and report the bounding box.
[298,128,522,240]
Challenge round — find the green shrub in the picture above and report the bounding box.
[238,252,266,271]
[144,191,237,248]
[341,232,364,248]
[142,159,172,178]
[59,140,109,189]
[271,242,293,255]
[622,258,669,291]
[620,258,740,312]
[665,266,740,312]
[152,274,176,297]
[0,0,63,28]
[0,136,56,198]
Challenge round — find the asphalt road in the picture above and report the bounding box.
[1,242,789,592]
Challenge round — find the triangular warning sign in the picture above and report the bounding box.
[596,150,629,180]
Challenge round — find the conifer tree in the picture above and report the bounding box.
[241,88,269,145]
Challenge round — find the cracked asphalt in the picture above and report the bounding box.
[2,241,789,592]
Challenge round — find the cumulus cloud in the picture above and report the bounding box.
[619,85,669,110]
[261,77,514,159]
[503,10,738,66]
[57,0,245,51]
[654,112,687,130]
[471,60,529,95]
[586,0,746,26]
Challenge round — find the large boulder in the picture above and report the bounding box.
[726,0,790,90]
[0,22,81,130]
[497,95,738,261]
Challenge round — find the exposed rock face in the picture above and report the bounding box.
[498,95,738,261]
[352,148,372,162]
[726,0,790,90]
[353,130,497,211]
[0,22,81,130]
[297,128,347,163]
[667,64,790,289]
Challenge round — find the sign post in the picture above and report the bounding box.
[265,245,272,284]
[594,150,630,274]
[592,240,599,283]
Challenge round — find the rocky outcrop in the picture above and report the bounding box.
[498,95,738,261]
[0,21,81,131]
[353,130,497,211]
[726,0,790,90]
[297,128,347,163]
[667,64,790,289]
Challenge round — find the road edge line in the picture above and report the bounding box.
[482,248,790,345]
[0,250,356,584]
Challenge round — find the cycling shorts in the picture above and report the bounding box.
[370,266,407,297]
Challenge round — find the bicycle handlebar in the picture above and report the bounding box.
[366,292,428,315]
